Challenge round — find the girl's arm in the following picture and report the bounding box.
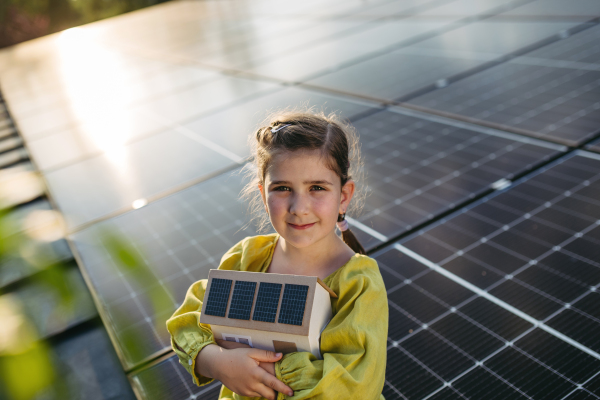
[166,279,292,399]
[274,260,389,400]
[195,345,293,399]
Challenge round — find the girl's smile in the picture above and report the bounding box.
[287,222,316,230]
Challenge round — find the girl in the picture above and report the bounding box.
[167,110,388,400]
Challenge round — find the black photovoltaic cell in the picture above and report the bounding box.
[409,44,600,146]
[252,282,282,323]
[227,280,257,320]
[204,278,232,317]
[278,284,309,326]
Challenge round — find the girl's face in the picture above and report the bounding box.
[260,150,354,249]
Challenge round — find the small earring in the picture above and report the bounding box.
[337,212,349,231]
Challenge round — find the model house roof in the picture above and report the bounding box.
[200,270,337,335]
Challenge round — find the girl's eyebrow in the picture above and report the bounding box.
[269,180,334,185]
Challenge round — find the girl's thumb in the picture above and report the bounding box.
[250,349,283,362]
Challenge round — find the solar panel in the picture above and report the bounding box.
[42,86,376,230]
[278,284,309,326]
[0,199,72,288]
[227,280,257,320]
[204,278,233,317]
[130,354,221,400]
[306,16,580,103]
[52,324,136,400]
[408,25,600,146]
[252,282,282,323]
[69,169,268,369]
[4,266,98,337]
[373,152,600,398]
[349,108,564,250]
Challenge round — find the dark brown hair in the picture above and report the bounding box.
[242,108,366,254]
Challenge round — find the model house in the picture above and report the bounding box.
[200,269,337,359]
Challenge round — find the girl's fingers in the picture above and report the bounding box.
[261,372,294,397]
[249,349,283,362]
[253,386,276,400]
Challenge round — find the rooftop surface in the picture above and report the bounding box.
[1,0,600,399]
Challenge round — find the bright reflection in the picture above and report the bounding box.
[132,198,148,209]
[57,27,142,198]
[0,168,44,208]
[23,210,67,242]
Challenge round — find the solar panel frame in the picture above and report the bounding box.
[227,280,257,320]
[587,137,600,154]
[278,284,309,326]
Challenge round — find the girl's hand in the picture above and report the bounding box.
[197,345,293,400]
[215,339,277,376]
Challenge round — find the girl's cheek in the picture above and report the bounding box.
[267,196,287,214]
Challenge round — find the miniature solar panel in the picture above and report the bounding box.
[350,108,565,250]
[278,284,309,326]
[227,280,257,320]
[253,282,282,323]
[408,25,600,146]
[205,278,233,317]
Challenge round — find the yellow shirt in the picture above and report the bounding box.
[166,234,388,400]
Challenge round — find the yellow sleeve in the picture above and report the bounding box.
[274,257,388,400]
[165,239,245,386]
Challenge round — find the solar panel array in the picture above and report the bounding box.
[227,280,257,320]
[376,151,600,399]
[408,24,600,147]
[350,108,565,250]
[5,0,600,398]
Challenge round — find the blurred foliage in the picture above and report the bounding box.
[0,0,171,48]
[0,169,168,399]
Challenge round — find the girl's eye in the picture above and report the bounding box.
[311,186,326,191]
[273,186,291,192]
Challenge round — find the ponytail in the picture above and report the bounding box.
[337,214,366,255]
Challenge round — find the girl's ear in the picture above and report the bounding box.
[259,183,267,210]
[340,180,356,213]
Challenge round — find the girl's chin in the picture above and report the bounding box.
[278,230,337,249]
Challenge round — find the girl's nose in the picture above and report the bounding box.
[289,193,310,215]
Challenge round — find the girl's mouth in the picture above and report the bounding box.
[288,222,316,230]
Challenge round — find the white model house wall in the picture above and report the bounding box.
[211,325,315,357]
[308,284,333,359]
